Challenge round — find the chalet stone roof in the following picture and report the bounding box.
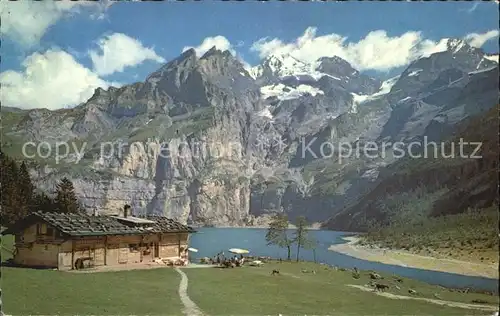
[1,211,195,237]
[146,216,196,233]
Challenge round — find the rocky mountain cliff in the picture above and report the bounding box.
[323,105,498,232]
[1,38,498,227]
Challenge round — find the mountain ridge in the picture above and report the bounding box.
[1,39,498,227]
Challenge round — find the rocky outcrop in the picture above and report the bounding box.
[322,107,499,232]
[2,40,498,227]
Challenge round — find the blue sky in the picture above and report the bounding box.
[1,1,498,110]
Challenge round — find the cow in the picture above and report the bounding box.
[374,283,389,292]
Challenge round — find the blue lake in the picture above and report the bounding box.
[190,228,498,293]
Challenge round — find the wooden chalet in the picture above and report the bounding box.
[1,205,195,270]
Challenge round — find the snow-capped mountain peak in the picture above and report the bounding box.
[248,53,322,81]
[247,65,263,80]
[249,52,382,100]
[484,54,499,63]
[419,38,474,59]
[262,54,312,77]
[445,38,468,53]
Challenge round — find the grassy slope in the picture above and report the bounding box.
[323,107,498,228]
[0,110,29,159]
[185,261,497,315]
[0,106,216,164]
[2,234,498,315]
[322,107,498,263]
[1,235,183,315]
[1,234,14,262]
[362,205,499,265]
[2,268,183,315]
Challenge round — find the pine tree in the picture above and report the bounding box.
[17,161,34,219]
[0,150,61,225]
[54,177,82,213]
[18,162,34,197]
[32,191,56,213]
[0,153,22,225]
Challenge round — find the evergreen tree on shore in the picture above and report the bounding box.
[54,177,83,214]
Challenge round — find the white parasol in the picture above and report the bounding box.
[228,248,249,254]
[188,247,198,253]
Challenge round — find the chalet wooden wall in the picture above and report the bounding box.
[14,223,59,268]
[15,222,190,270]
[15,244,59,267]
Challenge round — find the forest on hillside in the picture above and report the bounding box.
[0,150,84,227]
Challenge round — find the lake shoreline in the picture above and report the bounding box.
[192,224,322,230]
[190,228,498,292]
[328,236,499,279]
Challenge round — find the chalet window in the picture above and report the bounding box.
[36,223,55,238]
[46,227,54,237]
[129,244,139,252]
[55,230,64,239]
[36,224,47,235]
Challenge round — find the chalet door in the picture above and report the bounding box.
[118,245,128,264]
[94,247,105,266]
[58,253,64,269]
[154,243,159,258]
[90,247,96,268]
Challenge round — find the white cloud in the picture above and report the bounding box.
[418,38,450,58]
[466,2,480,13]
[182,35,236,57]
[464,30,500,48]
[251,28,423,71]
[0,1,112,48]
[251,27,500,72]
[0,49,112,110]
[89,33,165,76]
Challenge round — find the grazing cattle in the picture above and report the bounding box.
[393,277,403,283]
[271,269,280,275]
[374,283,389,292]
